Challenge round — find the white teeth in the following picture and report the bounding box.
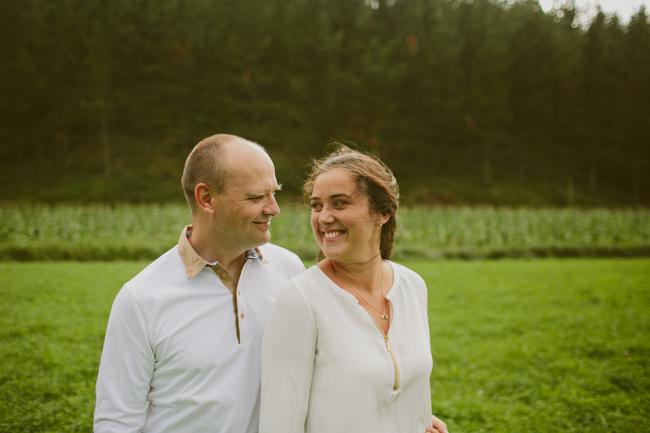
[324,231,344,240]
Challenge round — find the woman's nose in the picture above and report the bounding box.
[318,207,335,224]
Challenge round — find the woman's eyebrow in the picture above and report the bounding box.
[310,191,354,202]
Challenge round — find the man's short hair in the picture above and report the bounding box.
[181,134,265,211]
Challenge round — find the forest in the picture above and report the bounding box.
[1,0,648,205]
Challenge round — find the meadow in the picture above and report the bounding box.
[1,203,649,260]
[0,259,648,433]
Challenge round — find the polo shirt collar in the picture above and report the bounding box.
[178,225,266,279]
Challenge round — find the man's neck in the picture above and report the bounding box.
[189,223,248,279]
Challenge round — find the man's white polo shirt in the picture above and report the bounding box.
[94,227,304,433]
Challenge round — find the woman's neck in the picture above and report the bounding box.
[323,254,385,295]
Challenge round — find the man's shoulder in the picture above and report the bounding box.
[123,246,184,294]
[258,243,304,272]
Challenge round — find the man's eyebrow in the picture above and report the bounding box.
[244,184,283,198]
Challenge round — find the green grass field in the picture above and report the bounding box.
[1,259,648,432]
[1,204,649,260]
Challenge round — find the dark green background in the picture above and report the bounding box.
[1,0,649,205]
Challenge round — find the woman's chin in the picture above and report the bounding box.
[320,249,340,261]
[320,242,376,264]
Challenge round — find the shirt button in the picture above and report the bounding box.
[240,312,245,320]
[219,272,227,279]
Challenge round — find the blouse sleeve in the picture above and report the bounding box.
[418,273,434,419]
[259,282,317,433]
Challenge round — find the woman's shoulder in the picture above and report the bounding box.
[278,266,331,300]
[389,261,429,306]
[389,261,427,288]
[285,265,325,288]
[271,266,331,319]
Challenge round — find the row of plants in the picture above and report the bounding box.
[1,204,648,260]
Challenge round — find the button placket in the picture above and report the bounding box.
[210,264,241,343]
[238,288,243,319]
[237,258,257,344]
[238,289,245,325]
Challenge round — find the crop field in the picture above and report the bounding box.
[0,259,648,433]
[1,204,649,260]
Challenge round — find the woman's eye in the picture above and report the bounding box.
[333,201,347,208]
[310,203,322,210]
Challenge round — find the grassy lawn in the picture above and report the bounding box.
[418,259,650,433]
[1,259,648,432]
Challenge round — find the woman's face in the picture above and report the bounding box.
[309,168,388,263]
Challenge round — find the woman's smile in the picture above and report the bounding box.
[322,229,346,241]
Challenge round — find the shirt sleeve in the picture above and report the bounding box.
[259,283,316,433]
[94,285,154,433]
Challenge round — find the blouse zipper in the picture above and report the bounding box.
[349,270,400,391]
[382,299,399,391]
[384,334,400,390]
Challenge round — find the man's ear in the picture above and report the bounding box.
[194,183,215,214]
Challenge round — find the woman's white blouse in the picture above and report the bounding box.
[260,262,433,433]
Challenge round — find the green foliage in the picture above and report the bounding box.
[0,259,648,432]
[1,204,649,261]
[1,0,649,205]
[396,206,650,259]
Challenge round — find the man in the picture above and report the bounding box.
[94,134,304,433]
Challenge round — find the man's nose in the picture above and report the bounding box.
[263,194,280,216]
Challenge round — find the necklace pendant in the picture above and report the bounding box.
[380,313,389,320]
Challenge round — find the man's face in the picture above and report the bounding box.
[210,147,281,252]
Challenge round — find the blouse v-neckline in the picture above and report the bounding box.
[310,263,400,334]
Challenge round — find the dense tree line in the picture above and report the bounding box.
[1,0,648,205]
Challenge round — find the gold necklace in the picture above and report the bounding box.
[349,262,389,320]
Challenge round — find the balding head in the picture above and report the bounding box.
[181,134,267,212]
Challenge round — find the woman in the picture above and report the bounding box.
[260,146,448,433]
